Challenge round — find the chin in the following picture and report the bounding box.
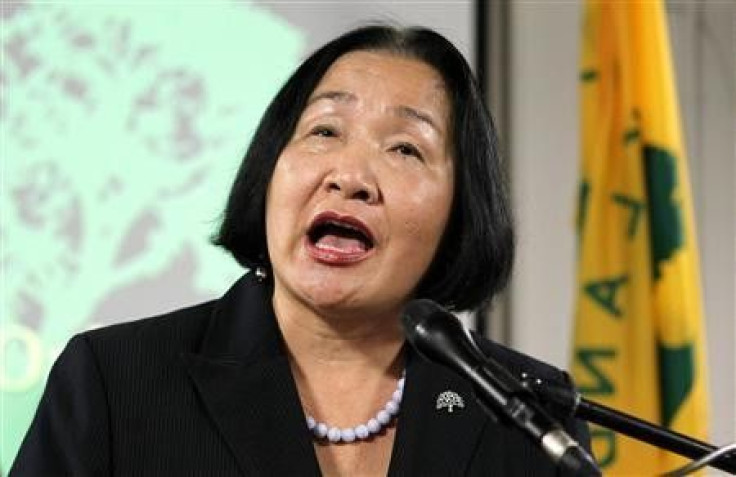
[277,264,412,318]
[302,281,365,311]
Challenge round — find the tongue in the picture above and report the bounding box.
[315,234,368,253]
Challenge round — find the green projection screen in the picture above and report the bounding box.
[1,2,302,468]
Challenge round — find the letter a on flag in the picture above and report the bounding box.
[572,0,710,473]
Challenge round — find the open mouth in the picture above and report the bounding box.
[307,213,375,259]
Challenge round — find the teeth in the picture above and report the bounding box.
[328,220,361,233]
[309,218,373,248]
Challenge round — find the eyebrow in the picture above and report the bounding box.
[394,105,441,134]
[306,89,442,134]
[307,90,356,106]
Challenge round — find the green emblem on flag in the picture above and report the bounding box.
[658,341,696,427]
[644,145,684,280]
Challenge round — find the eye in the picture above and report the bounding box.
[392,142,423,161]
[309,125,338,138]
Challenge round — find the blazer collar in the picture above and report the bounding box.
[183,273,491,475]
[182,273,319,475]
[196,273,282,362]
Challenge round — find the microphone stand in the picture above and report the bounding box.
[524,377,736,474]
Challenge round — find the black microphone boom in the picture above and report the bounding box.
[402,299,600,476]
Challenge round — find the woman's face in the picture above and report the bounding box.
[265,50,454,318]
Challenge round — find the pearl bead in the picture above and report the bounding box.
[367,418,381,434]
[306,369,406,443]
[376,410,391,425]
[327,427,341,443]
[340,428,356,442]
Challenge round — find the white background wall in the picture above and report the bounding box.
[506,0,735,448]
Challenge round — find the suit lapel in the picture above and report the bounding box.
[182,274,319,476]
[388,350,490,475]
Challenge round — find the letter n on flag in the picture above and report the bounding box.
[571,0,710,473]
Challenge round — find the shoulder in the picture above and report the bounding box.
[83,300,217,342]
[75,300,217,367]
[471,332,572,387]
[10,301,229,474]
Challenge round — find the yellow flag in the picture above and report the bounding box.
[572,0,709,474]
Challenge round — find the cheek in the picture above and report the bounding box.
[266,154,328,257]
[268,157,319,210]
[265,162,301,244]
[395,182,453,251]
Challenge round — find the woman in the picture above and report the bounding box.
[12,25,590,476]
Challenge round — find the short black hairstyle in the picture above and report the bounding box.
[213,25,514,311]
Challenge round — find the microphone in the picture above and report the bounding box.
[402,299,600,476]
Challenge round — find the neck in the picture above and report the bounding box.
[272,286,405,460]
[272,289,405,373]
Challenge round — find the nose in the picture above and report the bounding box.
[324,153,380,204]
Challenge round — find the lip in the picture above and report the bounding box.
[305,210,376,265]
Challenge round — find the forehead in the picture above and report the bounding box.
[310,50,451,118]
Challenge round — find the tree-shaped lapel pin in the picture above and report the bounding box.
[436,390,465,413]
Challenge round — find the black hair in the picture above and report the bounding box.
[213,25,514,311]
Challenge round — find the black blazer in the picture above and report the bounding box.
[11,274,590,476]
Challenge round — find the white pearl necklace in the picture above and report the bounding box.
[306,370,405,443]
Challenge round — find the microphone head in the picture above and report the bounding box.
[402,299,483,373]
[401,298,444,340]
